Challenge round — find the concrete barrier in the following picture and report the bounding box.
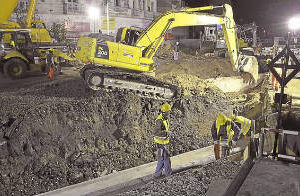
[37,145,215,196]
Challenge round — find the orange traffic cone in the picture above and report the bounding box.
[272,74,279,91]
[47,67,54,80]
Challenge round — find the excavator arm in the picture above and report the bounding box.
[0,0,52,43]
[0,0,20,28]
[0,0,37,28]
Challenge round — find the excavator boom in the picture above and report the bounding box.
[0,0,37,28]
[136,4,240,72]
[25,0,37,28]
[0,0,19,22]
[0,0,52,43]
[0,0,20,28]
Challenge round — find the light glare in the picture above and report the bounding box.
[88,6,100,19]
[288,17,300,30]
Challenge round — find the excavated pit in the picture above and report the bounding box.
[0,54,269,196]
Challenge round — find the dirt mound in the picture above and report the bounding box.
[0,70,232,195]
[155,52,239,79]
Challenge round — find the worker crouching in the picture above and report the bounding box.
[212,113,254,160]
[153,103,172,178]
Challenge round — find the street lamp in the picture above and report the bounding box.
[88,6,100,33]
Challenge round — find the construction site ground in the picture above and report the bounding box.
[0,53,269,196]
[236,158,300,196]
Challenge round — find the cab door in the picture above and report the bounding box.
[31,22,52,43]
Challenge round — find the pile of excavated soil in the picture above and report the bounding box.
[0,67,233,195]
[155,52,239,79]
[118,159,242,196]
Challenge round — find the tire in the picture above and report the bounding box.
[3,58,27,79]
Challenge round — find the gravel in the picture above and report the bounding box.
[118,159,242,196]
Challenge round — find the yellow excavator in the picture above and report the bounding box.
[0,0,73,79]
[75,4,258,100]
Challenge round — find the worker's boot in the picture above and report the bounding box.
[214,144,221,160]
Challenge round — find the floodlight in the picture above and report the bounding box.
[88,6,100,19]
[288,17,300,30]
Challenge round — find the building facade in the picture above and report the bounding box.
[15,0,158,38]
[156,0,183,13]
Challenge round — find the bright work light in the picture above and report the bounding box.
[288,17,300,30]
[88,6,100,19]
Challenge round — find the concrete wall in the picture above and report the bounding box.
[36,0,65,15]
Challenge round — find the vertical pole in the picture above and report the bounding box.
[272,33,289,158]
[253,22,257,47]
[258,129,265,158]
[106,0,110,35]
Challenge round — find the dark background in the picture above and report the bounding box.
[184,0,300,36]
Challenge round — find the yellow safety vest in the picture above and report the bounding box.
[216,120,233,144]
[154,113,170,145]
[233,116,251,136]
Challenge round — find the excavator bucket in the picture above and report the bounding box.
[240,55,259,84]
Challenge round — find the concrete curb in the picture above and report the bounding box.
[37,145,215,196]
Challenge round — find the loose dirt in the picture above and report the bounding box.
[155,52,239,79]
[0,52,262,196]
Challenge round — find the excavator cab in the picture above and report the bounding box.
[29,20,52,44]
[116,27,142,46]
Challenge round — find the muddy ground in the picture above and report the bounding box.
[0,54,265,196]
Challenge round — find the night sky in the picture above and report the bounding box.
[184,0,300,36]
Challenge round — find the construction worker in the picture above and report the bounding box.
[46,48,54,80]
[229,114,254,141]
[153,103,172,178]
[173,41,179,61]
[211,113,241,159]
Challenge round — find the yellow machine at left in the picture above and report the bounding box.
[0,29,73,79]
[0,0,52,43]
[0,0,74,79]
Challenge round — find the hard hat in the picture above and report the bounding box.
[216,113,230,126]
[161,103,171,112]
[48,48,54,52]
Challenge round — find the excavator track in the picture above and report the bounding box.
[81,65,181,101]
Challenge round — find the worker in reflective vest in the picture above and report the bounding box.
[153,103,172,178]
[229,115,253,141]
[211,113,241,159]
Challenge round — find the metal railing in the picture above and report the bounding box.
[258,128,300,162]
